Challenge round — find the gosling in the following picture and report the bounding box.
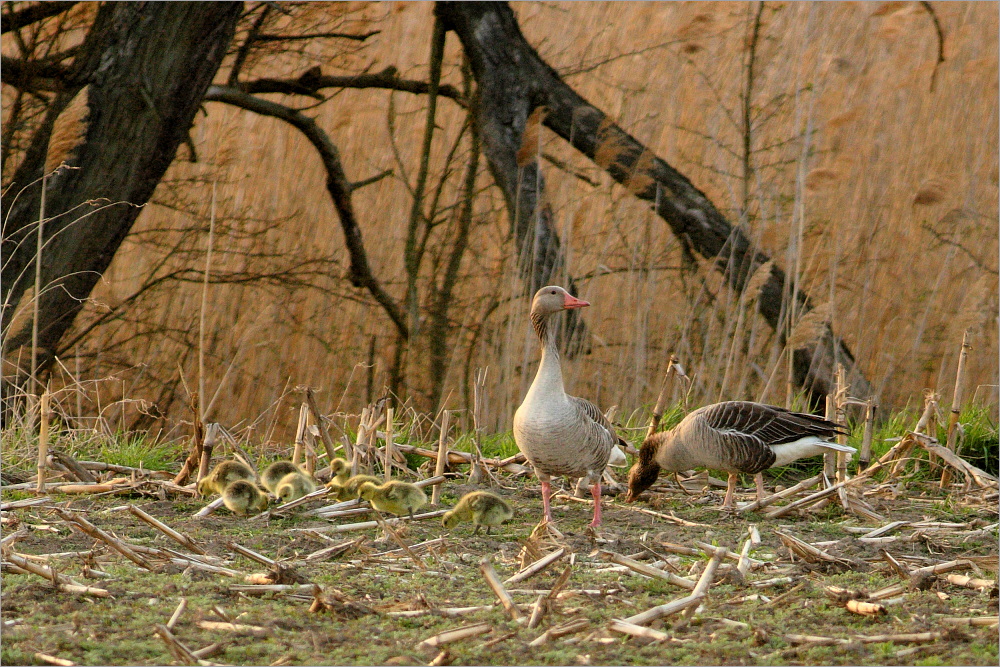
[198,460,255,497]
[336,474,382,500]
[442,491,513,535]
[222,480,270,516]
[275,471,318,503]
[261,461,305,493]
[358,480,427,519]
[324,458,352,494]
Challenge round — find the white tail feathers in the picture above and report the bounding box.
[607,444,628,467]
[770,437,855,468]
[817,442,857,453]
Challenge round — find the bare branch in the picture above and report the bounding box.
[238,66,466,106]
[203,85,409,339]
[254,29,380,43]
[1,2,78,34]
[920,1,946,92]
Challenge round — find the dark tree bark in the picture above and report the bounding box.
[2,3,243,371]
[435,1,871,400]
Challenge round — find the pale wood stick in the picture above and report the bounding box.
[942,330,971,487]
[910,559,973,576]
[785,633,849,646]
[646,357,679,439]
[51,481,131,494]
[527,593,547,629]
[3,552,109,597]
[166,598,187,631]
[49,450,96,483]
[431,409,449,505]
[383,407,394,482]
[129,505,205,555]
[292,403,309,466]
[372,511,426,570]
[297,509,448,534]
[846,599,886,616]
[480,557,522,620]
[351,407,368,476]
[34,653,75,666]
[737,474,823,513]
[387,605,493,618]
[945,573,996,591]
[938,616,999,628]
[621,593,704,626]
[156,623,200,664]
[227,542,275,566]
[228,584,316,594]
[303,386,347,463]
[608,619,670,642]
[195,620,267,636]
[859,400,877,470]
[0,527,29,551]
[193,497,225,518]
[853,632,944,644]
[822,394,837,479]
[775,530,851,565]
[527,618,589,646]
[505,548,567,585]
[599,551,696,590]
[418,622,492,648]
[682,546,727,621]
[53,508,156,571]
[196,423,219,484]
[36,385,51,493]
[868,583,907,601]
[191,644,225,660]
[835,365,849,484]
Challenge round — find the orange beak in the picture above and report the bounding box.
[563,294,590,309]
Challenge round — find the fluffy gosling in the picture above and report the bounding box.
[275,471,318,503]
[198,460,255,497]
[222,480,270,516]
[337,474,382,500]
[261,461,305,493]
[358,480,427,519]
[325,458,352,493]
[442,491,514,535]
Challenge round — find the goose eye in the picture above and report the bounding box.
[550,290,557,294]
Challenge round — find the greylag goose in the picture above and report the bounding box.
[513,285,623,528]
[626,401,853,508]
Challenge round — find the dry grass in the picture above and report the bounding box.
[3,2,997,437]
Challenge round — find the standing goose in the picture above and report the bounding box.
[626,401,854,509]
[513,285,622,528]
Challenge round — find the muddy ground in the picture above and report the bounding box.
[2,475,997,666]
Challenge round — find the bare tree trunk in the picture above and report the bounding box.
[435,1,871,400]
[2,2,242,377]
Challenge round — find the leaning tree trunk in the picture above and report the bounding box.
[1,3,243,382]
[435,1,871,401]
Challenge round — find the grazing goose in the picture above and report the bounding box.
[442,491,514,535]
[513,285,624,528]
[626,401,854,509]
[222,480,270,515]
[198,460,255,497]
[275,471,317,503]
[261,461,303,493]
[358,480,427,519]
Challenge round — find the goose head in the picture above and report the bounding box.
[531,286,590,316]
[625,435,663,502]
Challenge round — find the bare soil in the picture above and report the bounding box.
[2,476,997,666]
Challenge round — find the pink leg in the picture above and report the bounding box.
[589,481,602,527]
[541,480,554,523]
[755,473,768,502]
[722,473,737,509]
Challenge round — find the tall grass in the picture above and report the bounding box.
[3,2,996,441]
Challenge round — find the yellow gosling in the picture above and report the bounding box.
[338,474,381,500]
[198,460,255,497]
[327,458,352,488]
[442,491,514,535]
[358,481,427,519]
[261,461,303,493]
[275,471,317,503]
[222,480,270,516]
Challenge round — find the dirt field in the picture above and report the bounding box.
[2,476,997,666]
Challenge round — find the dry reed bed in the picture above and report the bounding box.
[4,2,998,436]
